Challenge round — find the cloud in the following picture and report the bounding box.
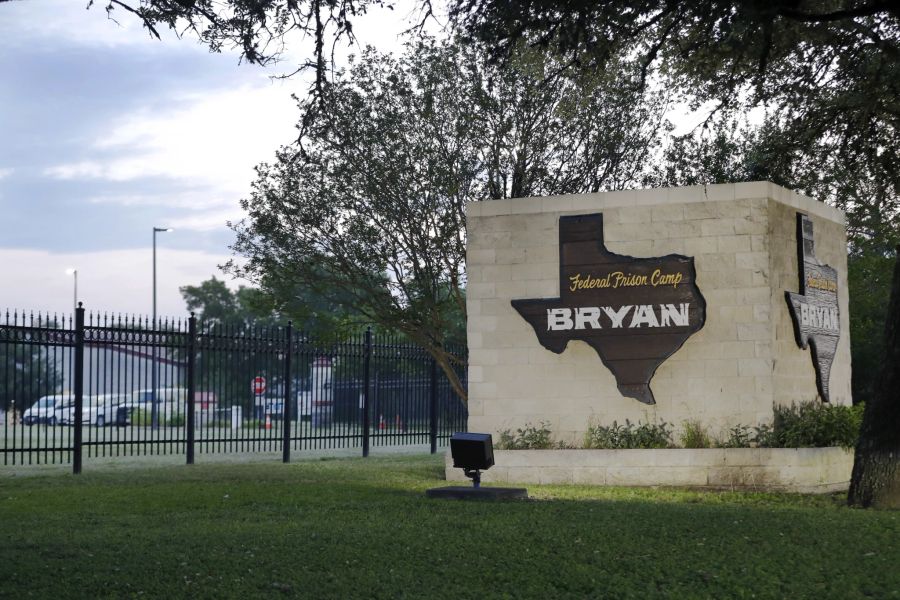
[168,207,248,233]
[0,0,196,52]
[0,167,13,180]
[0,246,244,317]
[37,80,302,242]
[41,82,300,219]
[93,83,301,192]
[87,190,233,211]
[43,161,107,180]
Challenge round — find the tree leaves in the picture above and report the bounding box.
[227,39,670,402]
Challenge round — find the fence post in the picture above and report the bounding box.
[73,303,84,475]
[186,313,196,465]
[429,356,438,454]
[282,321,293,464]
[362,327,372,458]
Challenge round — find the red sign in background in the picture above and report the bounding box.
[252,376,266,395]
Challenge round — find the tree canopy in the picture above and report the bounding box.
[453,1,900,234]
[83,0,396,84]
[227,38,671,402]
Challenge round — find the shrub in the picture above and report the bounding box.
[717,425,755,448]
[496,422,555,450]
[679,420,712,448]
[129,408,187,428]
[715,403,863,449]
[752,423,776,448]
[131,409,150,427]
[763,402,863,449]
[584,419,674,449]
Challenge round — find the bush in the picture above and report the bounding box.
[752,423,776,448]
[764,402,863,449]
[496,422,556,450]
[715,403,863,449]
[680,420,712,448]
[128,408,188,427]
[584,419,674,449]
[717,425,756,448]
[131,409,150,427]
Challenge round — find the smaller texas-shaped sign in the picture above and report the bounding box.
[511,213,706,404]
[784,213,840,402]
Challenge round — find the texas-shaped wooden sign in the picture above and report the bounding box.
[784,213,840,402]
[511,213,706,404]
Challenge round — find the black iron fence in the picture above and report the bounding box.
[0,306,468,472]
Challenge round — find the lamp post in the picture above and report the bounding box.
[153,227,173,327]
[65,268,77,313]
[151,227,173,430]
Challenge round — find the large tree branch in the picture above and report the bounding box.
[778,2,898,23]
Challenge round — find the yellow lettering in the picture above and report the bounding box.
[569,274,581,292]
[650,269,683,288]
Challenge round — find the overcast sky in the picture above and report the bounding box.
[0,0,428,318]
[1,1,711,322]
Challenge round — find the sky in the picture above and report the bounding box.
[0,0,430,318]
[0,1,712,322]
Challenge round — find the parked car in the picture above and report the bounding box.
[22,394,73,425]
[54,394,127,427]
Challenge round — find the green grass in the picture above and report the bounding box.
[1,455,898,599]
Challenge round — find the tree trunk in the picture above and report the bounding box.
[434,348,468,406]
[848,246,900,508]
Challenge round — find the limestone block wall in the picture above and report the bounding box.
[444,448,854,493]
[466,182,851,447]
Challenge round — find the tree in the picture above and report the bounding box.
[80,0,395,84]
[64,1,897,180]
[227,38,671,403]
[182,274,375,337]
[450,2,900,216]
[0,313,65,417]
[848,250,897,405]
[0,343,64,417]
[181,277,249,327]
[849,247,900,508]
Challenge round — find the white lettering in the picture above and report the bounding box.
[797,302,839,331]
[659,303,690,327]
[547,308,574,331]
[629,304,660,328]
[602,305,633,329]
[542,304,701,331]
[575,307,602,330]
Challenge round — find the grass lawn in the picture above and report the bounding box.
[1,454,898,599]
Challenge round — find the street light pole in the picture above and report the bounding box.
[65,268,77,313]
[151,227,173,430]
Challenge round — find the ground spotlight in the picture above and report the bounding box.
[426,432,527,501]
[450,432,494,488]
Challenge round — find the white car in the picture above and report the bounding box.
[54,394,126,427]
[23,395,73,425]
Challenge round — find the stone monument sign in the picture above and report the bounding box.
[465,182,851,447]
